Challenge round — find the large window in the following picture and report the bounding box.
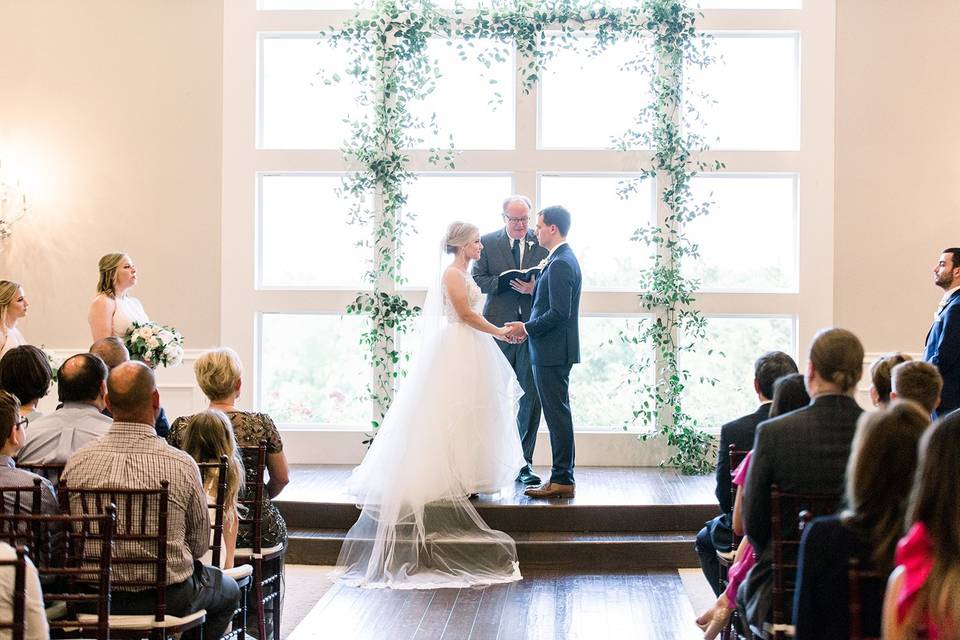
[223,2,835,448]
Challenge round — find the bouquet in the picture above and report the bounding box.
[124,322,184,369]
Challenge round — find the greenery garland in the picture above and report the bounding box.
[333,0,719,472]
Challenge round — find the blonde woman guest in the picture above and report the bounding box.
[0,281,29,359]
[168,348,289,549]
[88,253,149,342]
[180,410,245,569]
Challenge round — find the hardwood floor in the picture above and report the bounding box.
[288,569,702,640]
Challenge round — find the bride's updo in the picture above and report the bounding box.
[443,221,479,255]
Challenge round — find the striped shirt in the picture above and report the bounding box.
[62,421,209,588]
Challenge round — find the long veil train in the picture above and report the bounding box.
[333,248,525,589]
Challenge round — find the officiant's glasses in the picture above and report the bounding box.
[503,214,530,225]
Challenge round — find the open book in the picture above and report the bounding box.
[498,264,542,291]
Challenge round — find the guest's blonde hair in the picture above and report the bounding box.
[181,410,245,523]
[194,348,243,402]
[96,253,127,296]
[443,222,479,255]
[0,281,20,330]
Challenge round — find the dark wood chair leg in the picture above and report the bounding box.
[255,558,266,640]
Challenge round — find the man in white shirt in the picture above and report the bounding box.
[18,353,111,465]
[923,247,960,417]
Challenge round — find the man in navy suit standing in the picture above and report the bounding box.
[506,206,582,498]
[924,247,960,417]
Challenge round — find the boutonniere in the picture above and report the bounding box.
[536,257,549,270]
[526,240,534,250]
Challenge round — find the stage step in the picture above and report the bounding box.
[284,528,699,569]
[276,500,717,533]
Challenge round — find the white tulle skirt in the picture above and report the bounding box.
[334,321,526,589]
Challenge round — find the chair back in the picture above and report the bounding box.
[0,480,45,567]
[769,485,841,637]
[16,463,66,489]
[196,455,229,568]
[238,442,267,553]
[0,545,27,640]
[60,480,171,623]
[848,558,886,640]
[2,507,116,640]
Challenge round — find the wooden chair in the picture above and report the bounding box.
[717,446,750,640]
[752,485,840,640]
[17,463,66,490]
[197,456,252,640]
[1,507,116,639]
[848,558,886,640]
[60,480,207,640]
[0,544,28,640]
[234,442,284,640]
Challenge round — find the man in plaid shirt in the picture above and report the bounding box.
[63,361,240,639]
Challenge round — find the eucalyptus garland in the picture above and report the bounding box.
[333,0,719,472]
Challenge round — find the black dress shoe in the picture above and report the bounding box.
[516,467,541,485]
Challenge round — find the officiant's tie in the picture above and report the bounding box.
[511,238,521,268]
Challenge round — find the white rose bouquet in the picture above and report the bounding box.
[124,321,184,369]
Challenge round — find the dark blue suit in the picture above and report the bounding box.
[524,243,581,485]
[924,288,960,417]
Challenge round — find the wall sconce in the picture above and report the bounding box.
[0,160,27,241]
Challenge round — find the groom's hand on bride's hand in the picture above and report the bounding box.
[504,322,527,343]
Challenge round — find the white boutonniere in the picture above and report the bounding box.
[535,257,549,270]
[527,240,534,250]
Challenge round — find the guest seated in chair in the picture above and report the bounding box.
[89,336,170,437]
[867,352,912,407]
[696,373,810,640]
[180,409,246,570]
[696,350,798,595]
[0,390,58,515]
[62,362,241,640]
[739,328,866,631]
[882,410,960,640]
[18,353,112,465]
[0,541,48,640]
[168,348,289,551]
[793,400,930,639]
[890,360,944,416]
[0,345,52,423]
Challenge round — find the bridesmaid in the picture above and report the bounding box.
[0,281,29,358]
[88,253,149,342]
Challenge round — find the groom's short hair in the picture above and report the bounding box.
[540,205,571,237]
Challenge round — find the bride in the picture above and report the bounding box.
[334,221,526,589]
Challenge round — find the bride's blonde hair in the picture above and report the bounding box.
[443,222,479,255]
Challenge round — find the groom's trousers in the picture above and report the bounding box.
[532,364,575,485]
[496,340,541,466]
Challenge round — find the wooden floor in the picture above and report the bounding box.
[282,465,716,507]
[288,568,702,640]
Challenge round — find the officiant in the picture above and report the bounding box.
[473,195,549,486]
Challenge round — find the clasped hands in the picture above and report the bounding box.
[498,321,528,344]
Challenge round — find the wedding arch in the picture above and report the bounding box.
[332,0,720,474]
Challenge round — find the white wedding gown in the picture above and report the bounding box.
[334,267,525,589]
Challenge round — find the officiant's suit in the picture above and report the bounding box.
[473,228,549,468]
[524,243,582,486]
[923,287,960,417]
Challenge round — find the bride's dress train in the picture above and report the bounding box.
[334,268,526,589]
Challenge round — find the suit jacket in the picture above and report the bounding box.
[715,403,771,516]
[743,394,862,552]
[923,288,960,416]
[472,229,548,325]
[524,243,582,367]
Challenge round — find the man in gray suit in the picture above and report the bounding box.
[739,327,865,630]
[472,195,549,485]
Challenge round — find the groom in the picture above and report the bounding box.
[506,206,582,498]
